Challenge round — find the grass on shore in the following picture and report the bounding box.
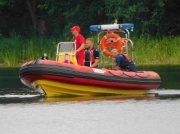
[133,35,180,65]
[0,32,179,67]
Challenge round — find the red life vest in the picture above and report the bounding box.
[90,48,95,63]
[121,53,132,63]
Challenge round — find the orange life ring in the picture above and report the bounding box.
[100,33,125,56]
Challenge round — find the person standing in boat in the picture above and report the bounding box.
[70,25,85,66]
[85,38,99,68]
[110,48,137,72]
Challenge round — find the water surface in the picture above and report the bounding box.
[0,97,180,134]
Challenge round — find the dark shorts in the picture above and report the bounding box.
[126,62,137,72]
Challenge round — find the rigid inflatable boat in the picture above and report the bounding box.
[19,23,161,97]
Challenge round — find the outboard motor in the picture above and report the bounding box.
[41,53,49,60]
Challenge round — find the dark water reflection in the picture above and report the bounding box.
[137,64,180,89]
[0,65,180,103]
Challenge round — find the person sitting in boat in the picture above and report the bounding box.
[84,38,99,68]
[110,48,137,72]
[70,25,85,66]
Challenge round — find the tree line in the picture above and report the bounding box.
[0,0,179,38]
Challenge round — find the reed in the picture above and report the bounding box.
[0,33,58,66]
[133,35,180,65]
[0,32,23,66]
[0,32,179,66]
[23,37,57,61]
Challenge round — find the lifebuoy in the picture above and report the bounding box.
[100,33,125,56]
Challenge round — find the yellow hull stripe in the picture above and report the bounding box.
[34,80,147,97]
[42,94,156,102]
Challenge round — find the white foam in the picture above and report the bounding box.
[156,89,180,95]
[0,94,40,98]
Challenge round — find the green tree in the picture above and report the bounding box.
[0,0,47,36]
[163,0,180,36]
[0,0,179,37]
[38,0,107,38]
[105,0,167,35]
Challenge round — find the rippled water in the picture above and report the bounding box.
[0,93,180,134]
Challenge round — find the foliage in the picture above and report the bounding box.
[105,0,167,35]
[133,35,180,64]
[0,31,23,66]
[0,32,58,66]
[37,0,107,37]
[0,32,179,66]
[0,0,179,37]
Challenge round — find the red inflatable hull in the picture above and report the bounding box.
[19,60,161,96]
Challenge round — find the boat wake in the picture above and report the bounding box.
[155,89,180,99]
[0,88,180,104]
[0,94,41,98]
[0,94,44,104]
[0,88,44,104]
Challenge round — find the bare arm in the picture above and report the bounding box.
[91,59,99,68]
[76,43,85,53]
[114,66,120,70]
